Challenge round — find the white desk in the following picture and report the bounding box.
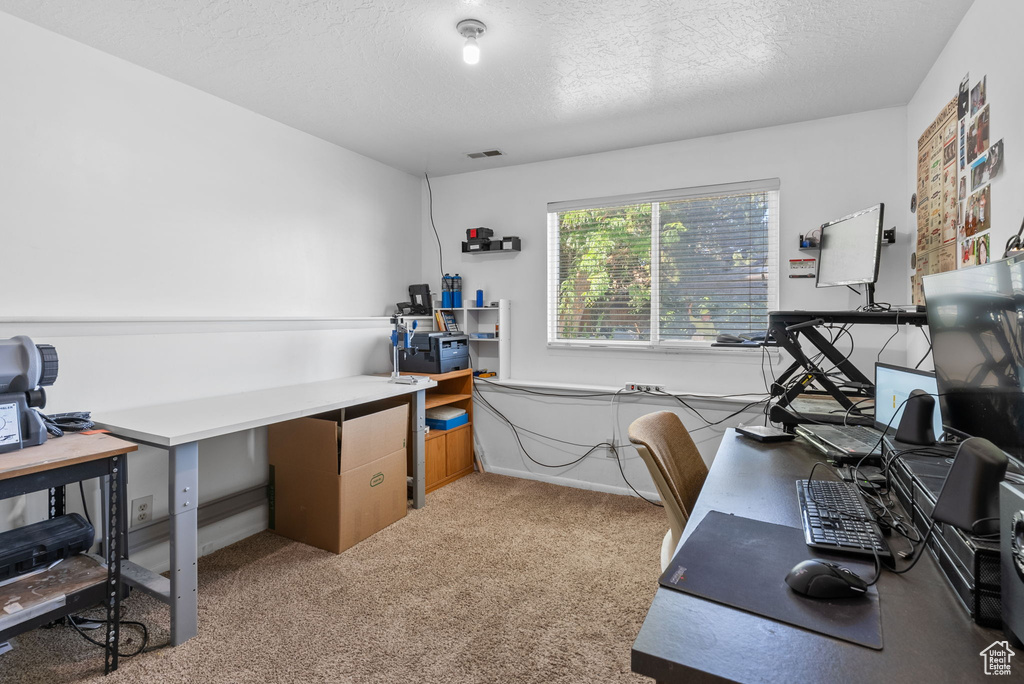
[93,375,435,646]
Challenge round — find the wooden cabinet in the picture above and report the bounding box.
[405,368,475,494]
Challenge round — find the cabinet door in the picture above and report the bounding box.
[425,434,447,489]
[446,425,474,477]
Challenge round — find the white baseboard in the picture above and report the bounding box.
[483,465,660,502]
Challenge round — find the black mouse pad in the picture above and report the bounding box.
[658,510,882,650]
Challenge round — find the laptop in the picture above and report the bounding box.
[795,363,940,460]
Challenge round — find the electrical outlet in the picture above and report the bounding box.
[606,436,618,458]
[132,495,153,527]
[624,383,666,393]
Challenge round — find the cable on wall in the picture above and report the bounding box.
[424,173,445,284]
[473,381,769,504]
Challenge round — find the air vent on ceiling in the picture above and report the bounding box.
[466,149,504,159]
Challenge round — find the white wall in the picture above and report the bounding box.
[0,12,420,571]
[423,108,910,495]
[904,0,1024,367]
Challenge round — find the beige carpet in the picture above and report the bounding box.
[2,473,666,683]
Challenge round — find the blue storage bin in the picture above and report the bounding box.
[425,413,469,431]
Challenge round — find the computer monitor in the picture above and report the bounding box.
[816,204,884,307]
[923,255,1024,461]
[874,362,942,437]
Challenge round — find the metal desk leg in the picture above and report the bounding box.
[411,389,426,509]
[168,441,199,645]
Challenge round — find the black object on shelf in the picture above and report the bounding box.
[396,284,432,316]
[466,227,494,243]
[461,236,521,253]
[0,513,94,582]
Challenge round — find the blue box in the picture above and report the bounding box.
[425,413,469,431]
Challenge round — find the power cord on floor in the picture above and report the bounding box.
[67,614,149,658]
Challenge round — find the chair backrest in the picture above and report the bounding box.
[628,411,709,555]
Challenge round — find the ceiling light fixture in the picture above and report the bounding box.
[457,19,486,65]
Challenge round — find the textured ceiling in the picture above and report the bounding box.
[0,0,973,176]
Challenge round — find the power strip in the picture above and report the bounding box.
[624,383,666,392]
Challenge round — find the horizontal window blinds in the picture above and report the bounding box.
[547,180,779,347]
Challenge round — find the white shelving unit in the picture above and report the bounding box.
[410,299,510,379]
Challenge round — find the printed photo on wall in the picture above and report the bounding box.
[961,238,976,267]
[968,105,990,165]
[958,73,970,119]
[971,153,990,191]
[978,233,991,265]
[959,176,966,200]
[988,139,1004,179]
[970,75,987,116]
[964,185,991,237]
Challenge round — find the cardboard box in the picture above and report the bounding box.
[268,402,408,554]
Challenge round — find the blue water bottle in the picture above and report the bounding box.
[476,289,484,307]
[441,274,453,308]
[453,274,463,308]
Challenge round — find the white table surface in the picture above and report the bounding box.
[93,375,436,447]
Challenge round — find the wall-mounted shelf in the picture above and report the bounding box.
[797,241,894,254]
[461,237,521,254]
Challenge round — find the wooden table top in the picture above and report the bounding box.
[0,433,138,481]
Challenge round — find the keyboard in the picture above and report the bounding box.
[796,479,891,558]
[796,424,883,457]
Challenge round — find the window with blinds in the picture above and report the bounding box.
[547,179,779,348]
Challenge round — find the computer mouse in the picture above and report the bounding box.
[785,559,868,599]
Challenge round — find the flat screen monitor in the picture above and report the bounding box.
[815,204,884,290]
[873,362,942,437]
[923,255,1024,460]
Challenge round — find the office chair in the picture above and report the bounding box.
[628,411,708,570]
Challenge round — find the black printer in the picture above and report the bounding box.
[399,333,470,374]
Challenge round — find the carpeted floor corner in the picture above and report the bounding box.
[1,473,666,683]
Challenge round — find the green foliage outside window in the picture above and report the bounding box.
[555,192,772,343]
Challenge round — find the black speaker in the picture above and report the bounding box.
[895,389,936,445]
[931,437,1008,536]
[1000,482,1024,645]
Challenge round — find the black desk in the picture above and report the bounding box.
[631,430,1000,683]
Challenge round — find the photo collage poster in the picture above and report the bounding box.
[913,96,957,304]
[913,74,1005,304]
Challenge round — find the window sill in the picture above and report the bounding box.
[546,342,780,360]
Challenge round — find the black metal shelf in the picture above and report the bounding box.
[461,237,521,254]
